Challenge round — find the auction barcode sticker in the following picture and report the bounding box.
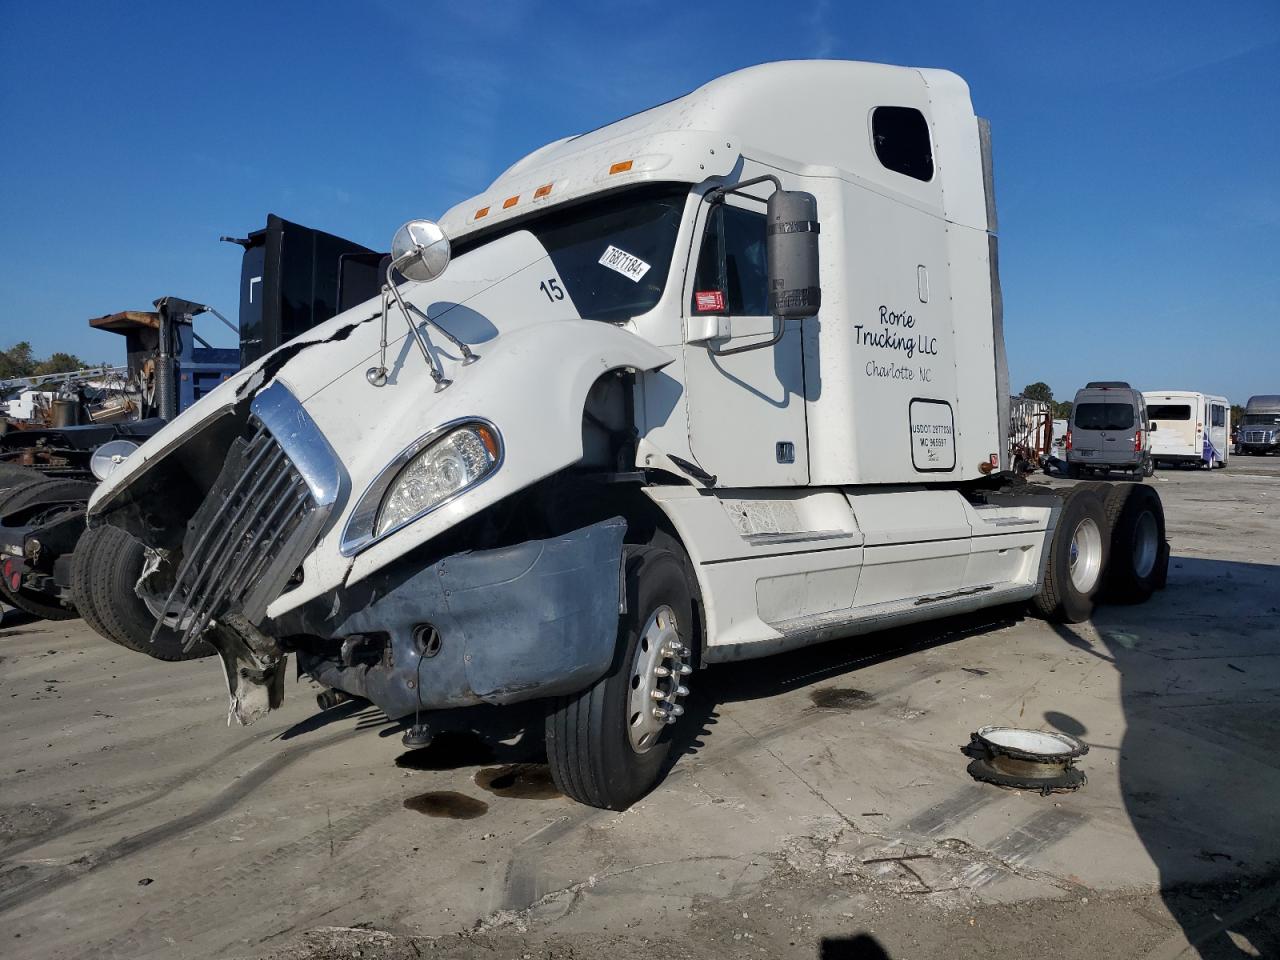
[598,245,651,282]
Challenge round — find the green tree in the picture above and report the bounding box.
[1230,404,1245,428]
[0,341,36,379]
[1021,381,1054,403]
[32,352,88,376]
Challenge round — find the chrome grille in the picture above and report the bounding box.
[157,382,343,652]
[1243,430,1271,444]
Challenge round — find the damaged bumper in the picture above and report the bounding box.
[290,517,627,719]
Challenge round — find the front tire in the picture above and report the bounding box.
[545,544,696,810]
[82,525,215,661]
[1033,486,1109,623]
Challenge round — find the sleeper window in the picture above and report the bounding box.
[872,106,934,182]
[691,203,768,316]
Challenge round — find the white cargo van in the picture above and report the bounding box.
[1143,391,1230,468]
[87,61,1168,809]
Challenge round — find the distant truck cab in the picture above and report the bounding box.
[87,61,1169,810]
[1238,395,1280,455]
[1143,391,1229,469]
[1065,382,1153,479]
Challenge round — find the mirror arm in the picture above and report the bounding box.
[366,290,392,387]
[708,317,785,356]
[705,174,781,205]
[384,257,452,392]
[701,174,788,357]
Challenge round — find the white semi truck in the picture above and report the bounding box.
[88,61,1168,809]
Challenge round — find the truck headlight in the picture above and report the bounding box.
[341,419,502,555]
[375,423,501,537]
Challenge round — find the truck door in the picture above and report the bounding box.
[681,192,809,485]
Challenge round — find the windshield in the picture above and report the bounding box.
[458,184,689,323]
[1243,413,1280,425]
[1074,402,1136,431]
[1148,404,1191,420]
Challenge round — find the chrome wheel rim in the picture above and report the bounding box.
[626,604,691,754]
[1069,517,1103,593]
[1132,509,1158,579]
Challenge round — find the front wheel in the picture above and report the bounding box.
[80,525,216,661]
[545,544,696,810]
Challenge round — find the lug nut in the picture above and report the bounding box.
[652,706,669,720]
[676,685,689,697]
[679,664,692,676]
[650,689,666,701]
[653,666,671,678]
[670,704,685,717]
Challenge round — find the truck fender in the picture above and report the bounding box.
[339,320,673,591]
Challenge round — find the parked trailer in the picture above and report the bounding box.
[89,61,1168,809]
[1143,391,1230,469]
[1238,395,1280,455]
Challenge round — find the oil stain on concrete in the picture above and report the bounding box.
[810,687,877,710]
[403,791,490,819]
[474,764,562,800]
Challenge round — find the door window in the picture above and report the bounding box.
[691,203,769,316]
[1211,405,1225,427]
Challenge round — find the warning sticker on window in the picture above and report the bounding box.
[694,290,725,313]
[598,245,651,282]
[909,399,956,471]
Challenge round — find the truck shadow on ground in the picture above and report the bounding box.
[1065,555,1280,958]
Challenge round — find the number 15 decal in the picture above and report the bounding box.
[539,278,565,302]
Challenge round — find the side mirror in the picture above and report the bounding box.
[390,219,451,282]
[766,190,821,318]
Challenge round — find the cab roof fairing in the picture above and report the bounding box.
[438,129,740,241]
[439,59,988,241]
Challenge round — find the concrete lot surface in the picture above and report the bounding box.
[2,459,1278,959]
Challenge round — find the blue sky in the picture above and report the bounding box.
[1,1,1276,404]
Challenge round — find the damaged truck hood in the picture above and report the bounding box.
[89,229,672,617]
